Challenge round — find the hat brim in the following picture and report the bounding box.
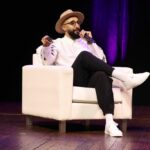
[55,11,84,34]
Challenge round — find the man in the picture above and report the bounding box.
[40,9,149,137]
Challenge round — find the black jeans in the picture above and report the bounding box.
[72,51,115,115]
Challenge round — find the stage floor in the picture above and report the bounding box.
[0,102,150,150]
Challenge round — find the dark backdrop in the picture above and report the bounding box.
[0,0,150,105]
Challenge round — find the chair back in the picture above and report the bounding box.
[32,46,43,66]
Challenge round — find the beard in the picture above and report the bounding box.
[68,30,80,40]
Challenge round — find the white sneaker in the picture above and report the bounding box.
[105,123,123,137]
[122,72,150,90]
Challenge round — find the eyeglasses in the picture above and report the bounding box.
[63,20,80,26]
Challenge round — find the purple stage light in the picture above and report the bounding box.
[92,0,128,64]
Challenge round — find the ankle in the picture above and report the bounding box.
[105,114,114,125]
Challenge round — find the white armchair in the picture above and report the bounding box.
[22,50,133,133]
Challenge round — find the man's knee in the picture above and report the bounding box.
[78,51,92,58]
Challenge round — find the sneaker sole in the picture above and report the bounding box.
[104,131,123,137]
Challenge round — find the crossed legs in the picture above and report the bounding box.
[72,51,122,136]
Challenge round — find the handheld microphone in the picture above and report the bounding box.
[74,30,95,44]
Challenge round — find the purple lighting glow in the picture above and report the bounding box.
[92,0,128,64]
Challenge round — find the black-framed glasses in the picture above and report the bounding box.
[63,20,80,26]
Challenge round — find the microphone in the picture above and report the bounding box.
[74,30,95,44]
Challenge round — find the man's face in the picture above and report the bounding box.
[62,17,81,39]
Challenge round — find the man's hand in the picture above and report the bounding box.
[79,29,92,39]
[41,35,53,47]
[79,30,94,44]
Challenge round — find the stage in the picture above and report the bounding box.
[0,102,150,150]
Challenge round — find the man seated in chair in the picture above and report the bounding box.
[38,9,150,137]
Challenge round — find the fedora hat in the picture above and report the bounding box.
[55,9,84,33]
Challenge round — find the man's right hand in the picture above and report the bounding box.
[41,35,53,47]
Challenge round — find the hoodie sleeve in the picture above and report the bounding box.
[41,43,58,65]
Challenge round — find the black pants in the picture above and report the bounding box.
[72,51,115,115]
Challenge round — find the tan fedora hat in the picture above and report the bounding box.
[55,9,84,34]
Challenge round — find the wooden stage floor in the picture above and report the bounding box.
[0,102,150,150]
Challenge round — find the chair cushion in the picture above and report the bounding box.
[72,86,122,104]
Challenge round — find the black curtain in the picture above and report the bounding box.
[0,0,150,105]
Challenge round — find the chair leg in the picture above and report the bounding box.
[59,121,66,133]
[121,119,127,133]
[26,115,32,127]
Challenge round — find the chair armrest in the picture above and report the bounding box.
[22,65,73,120]
[112,67,133,118]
